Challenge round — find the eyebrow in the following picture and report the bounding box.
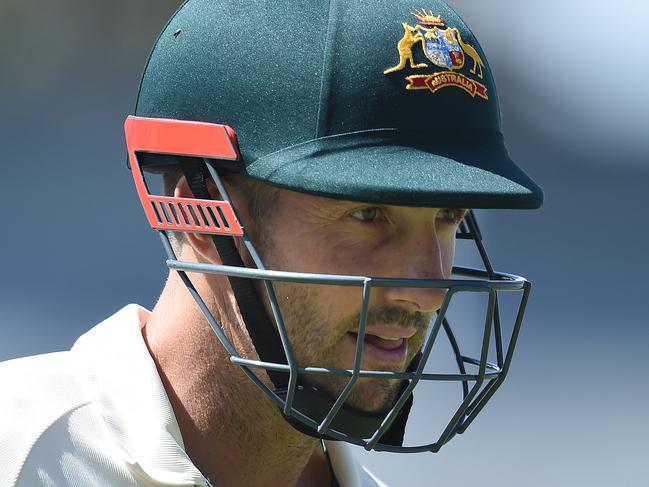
[314,198,358,212]
[319,197,374,209]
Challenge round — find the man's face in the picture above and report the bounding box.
[243,188,466,414]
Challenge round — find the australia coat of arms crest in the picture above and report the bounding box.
[384,9,488,100]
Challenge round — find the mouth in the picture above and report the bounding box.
[345,330,410,365]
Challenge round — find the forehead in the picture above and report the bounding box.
[275,186,368,213]
[273,185,452,214]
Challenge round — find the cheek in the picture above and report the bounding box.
[271,280,362,343]
[438,233,457,279]
[270,232,382,278]
[326,245,384,276]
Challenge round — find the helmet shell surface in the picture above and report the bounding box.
[136,0,543,208]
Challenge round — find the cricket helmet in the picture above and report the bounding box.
[125,0,543,453]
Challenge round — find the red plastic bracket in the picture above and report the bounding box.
[124,116,244,236]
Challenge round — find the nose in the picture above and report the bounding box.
[381,229,449,313]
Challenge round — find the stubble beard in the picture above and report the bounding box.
[270,279,430,414]
[249,225,430,415]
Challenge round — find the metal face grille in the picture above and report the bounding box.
[165,251,529,453]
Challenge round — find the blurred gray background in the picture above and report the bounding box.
[1,1,647,486]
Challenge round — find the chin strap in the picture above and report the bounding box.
[180,162,415,447]
[181,163,289,391]
[279,352,420,445]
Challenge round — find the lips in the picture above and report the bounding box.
[351,332,404,351]
[345,329,411,364]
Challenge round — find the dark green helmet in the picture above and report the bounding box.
[135,0,542,209]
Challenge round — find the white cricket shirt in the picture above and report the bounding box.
[0,305,386,487]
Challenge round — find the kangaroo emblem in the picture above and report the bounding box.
[383,23,428,74]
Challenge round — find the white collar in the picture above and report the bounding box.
[326,440,362,486]
[72,304,364,487]
[72,304,207,485]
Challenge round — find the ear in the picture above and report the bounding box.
[174,175,223,264]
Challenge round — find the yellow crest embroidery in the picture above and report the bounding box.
[384,9,488,100]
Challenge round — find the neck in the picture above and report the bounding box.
[142,270,329,487]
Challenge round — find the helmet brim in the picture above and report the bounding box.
[241,130,543,209]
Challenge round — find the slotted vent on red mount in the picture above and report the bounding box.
[148,197,235,231]
[124,116,244,236]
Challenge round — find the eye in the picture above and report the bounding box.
[349,207,381,222]
[437,208,468,225]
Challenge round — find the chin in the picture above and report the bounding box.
[307,375,402,416]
